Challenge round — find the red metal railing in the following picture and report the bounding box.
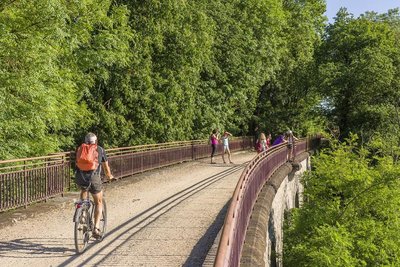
[105,137,252,178]
[0,137,252,212]
[0,153,71,211]
[214,135,321,267]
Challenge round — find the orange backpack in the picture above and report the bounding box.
[76,144,99,171]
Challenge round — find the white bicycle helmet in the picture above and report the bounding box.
[84,132,97,144]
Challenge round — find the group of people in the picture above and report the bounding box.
[256,130,298,161]
[255,132,272,153]
[75,129,239,238]
[209,129,234,164]
[209,128,298,164]
[74,129,298,238]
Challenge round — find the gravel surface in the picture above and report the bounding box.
[0,151,256,267]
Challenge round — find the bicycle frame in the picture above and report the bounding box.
[73,180,108,254]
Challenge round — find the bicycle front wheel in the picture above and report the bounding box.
[97,199,107,241]
[74,208,90,253]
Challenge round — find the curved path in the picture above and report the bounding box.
[0,151,255,267]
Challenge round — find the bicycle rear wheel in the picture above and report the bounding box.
[97,199,107,241]
[74,208,91,253]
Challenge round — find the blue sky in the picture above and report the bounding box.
[325,0,400,22]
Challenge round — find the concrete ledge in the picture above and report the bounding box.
[291,152,309,171]
[294,151,310,164]
[241,185,276,266]
[266,163,292,193]
[240,163,293,266]
[240,153,310,266]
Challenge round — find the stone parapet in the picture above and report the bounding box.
[241,152,310,267]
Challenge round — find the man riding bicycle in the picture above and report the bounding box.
[75,132,114,238]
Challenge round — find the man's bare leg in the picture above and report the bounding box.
[92,191,103,231]
[80,190,88,200]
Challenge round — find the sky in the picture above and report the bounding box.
[325,0,400,22]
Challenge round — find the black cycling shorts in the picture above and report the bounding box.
[75,170,102,194]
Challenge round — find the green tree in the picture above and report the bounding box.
[0,0,132,158]
[0,0,85,158]
[253,0,326,138]
[0,0,330,159]
[65,0,133,147]
[317,8,400,142]
[284,136,400,266]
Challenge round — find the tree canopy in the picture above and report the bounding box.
[0,0,326,159]
[3,1,400,264]
[317,8,400,144]
[283,8,400,266]
[284,136,400,266]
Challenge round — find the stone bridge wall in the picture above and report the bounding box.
[241,152,310,267]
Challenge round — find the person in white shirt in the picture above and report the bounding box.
[221,131,234,164]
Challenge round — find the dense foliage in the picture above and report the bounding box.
[0,0,132,158]
[282,8,400,266]
[0,0,326,159]
[254,0,326,137]
[317,8,400,144]
[283,136,400,266]
[3,1,400,264]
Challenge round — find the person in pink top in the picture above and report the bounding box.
[209,129,220,164]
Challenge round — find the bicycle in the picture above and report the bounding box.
[73,182,107,254]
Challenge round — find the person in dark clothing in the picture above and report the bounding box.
[272,134,285,146]
[209,129,220,164]
[284,130,298,162]
[75,132,114,238]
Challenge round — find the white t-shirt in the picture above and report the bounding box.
[222,136,229,146]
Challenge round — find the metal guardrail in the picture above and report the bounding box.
[0,136,253,212]
[106,137,252,182]
[0,153,71,211]
[214,135,321,267]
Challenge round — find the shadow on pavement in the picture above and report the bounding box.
[0,238,75,258]
[183,201,230,267]
[58,163,246,266]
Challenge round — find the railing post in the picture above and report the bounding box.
[61,154,66,197]
[191,141,195,161]
[69,152,75,191]
[141,152,144,172]
[67,154,71,192]
[45,157,48,202]
[24,161,28,209]
[306,136,309,151]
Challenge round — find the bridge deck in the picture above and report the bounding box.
[0,151,255,267]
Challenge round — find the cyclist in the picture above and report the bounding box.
[75,132,114,238]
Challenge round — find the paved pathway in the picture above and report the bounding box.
[0,151,255,267]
